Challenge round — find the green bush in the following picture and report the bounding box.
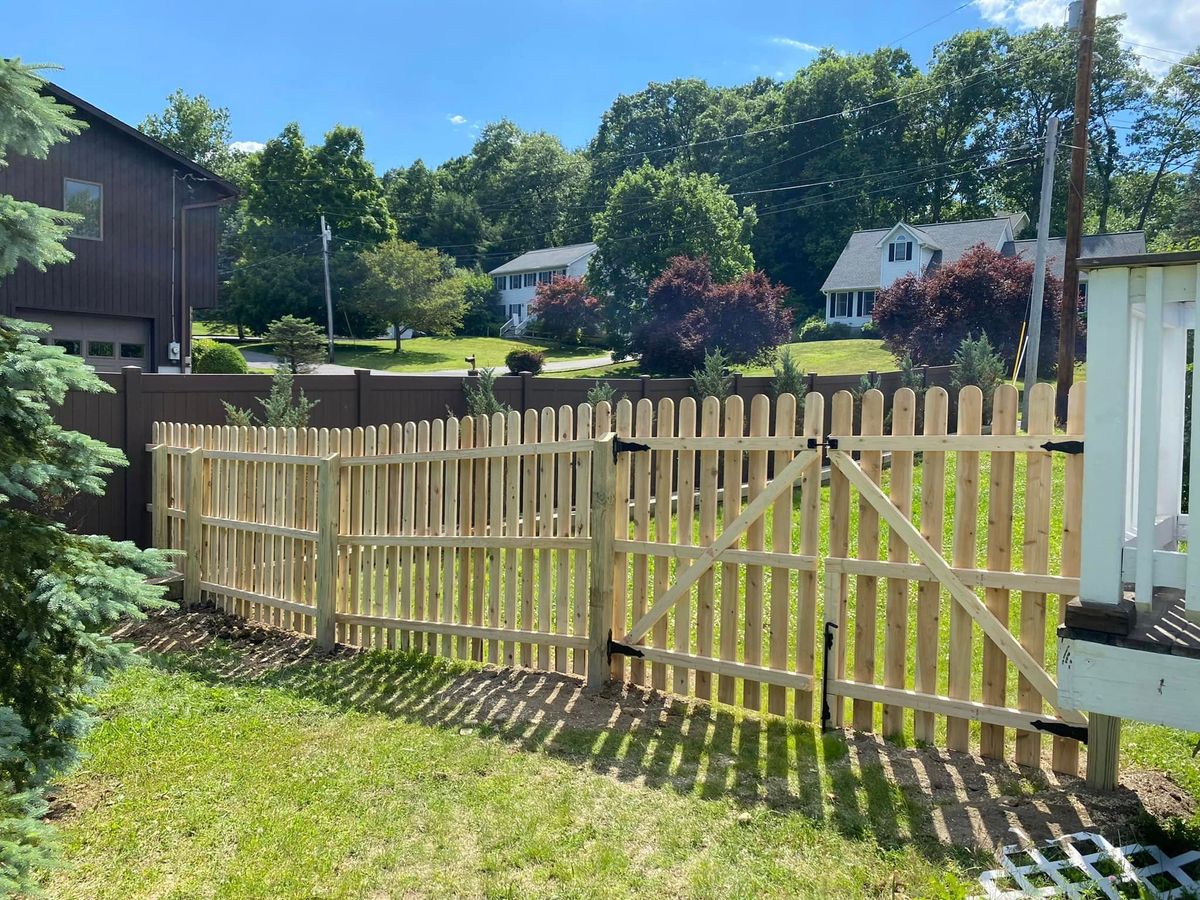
[463,368,512,417]
[691,348,734,401]
[797,316,857,342]
[192,339,248,374]
[951,332,1005,419]
[859,320,881,339]
[505,347,545,375]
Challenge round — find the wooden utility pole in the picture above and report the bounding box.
[1055,0,1098,422]
[1023,115,1060,430]
[320,214,336,363]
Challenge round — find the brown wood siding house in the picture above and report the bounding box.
[0,82,237,372]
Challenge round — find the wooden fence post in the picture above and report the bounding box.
[586,432,617,691]
[183,446,204,608]
[1087,713,1121,790]
[315,453,341,651]
[151,443,168,549]
[122,366,146,545]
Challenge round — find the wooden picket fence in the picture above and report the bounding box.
[150,381,1088,773]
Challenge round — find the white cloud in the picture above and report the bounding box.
[975,0,1200,73]
[770,36,823,52]
[229,140,265,154]
[447,114,467,125]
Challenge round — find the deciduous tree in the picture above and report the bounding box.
[528,276,603,344]
[873,244,1060,374]
[356,240,463,350]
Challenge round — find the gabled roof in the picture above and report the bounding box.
[488,242,598,276]
[875,221,941,251]
[821,214,1027,293]
[1006,232,1147,280]
[43,81,238,197]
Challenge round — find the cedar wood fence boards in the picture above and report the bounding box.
[57,365,956,545]
[150,382,1086,774]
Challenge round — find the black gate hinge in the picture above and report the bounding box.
[613,438,650,461]
[807,437,839,450]
[1032,719,1088,743]
[1041,439,1084,455]
[607,630,645,661]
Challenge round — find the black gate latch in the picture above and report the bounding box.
[613,438,650,461]
[807,437,839,450]
[1041,439,1084,455]
[607,630,645,661]
[1032,719,1088,743]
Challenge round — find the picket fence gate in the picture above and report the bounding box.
[150,382,1087,774]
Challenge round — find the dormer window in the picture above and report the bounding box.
[888,235,912,262]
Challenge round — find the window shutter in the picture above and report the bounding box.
[888,244,895,262]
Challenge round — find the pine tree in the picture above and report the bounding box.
[0,60,172,893]
[264,314,326,374]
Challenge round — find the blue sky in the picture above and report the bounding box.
[6,0,1193,172]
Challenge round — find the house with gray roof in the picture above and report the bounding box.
[820,213,1145,327]
[488,242,597,331]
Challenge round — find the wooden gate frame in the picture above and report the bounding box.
[825,447,1087,731]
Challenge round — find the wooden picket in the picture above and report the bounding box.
[151,383,1088,774]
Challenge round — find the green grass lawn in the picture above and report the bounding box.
[550,340,898,379]
[334,336,604,373]
[44,636,985,898]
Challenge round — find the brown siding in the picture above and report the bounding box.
[0,105,226,369]
[184,204,220,310]
[54,367,955,545]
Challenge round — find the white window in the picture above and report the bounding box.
[554,268,567,280]
[537,270,553,284]
[523,272,537,287]
[859,291,876,317]
[509,274,522,290]
[64,178,102,240]
[888,236,912,262]
[835,293,850,317]
[493,276,507,292]
[508,304,523,318]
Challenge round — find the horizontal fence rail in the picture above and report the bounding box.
[151,379,1087,775]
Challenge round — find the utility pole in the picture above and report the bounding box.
[1023,115,1060,429]
[320,214,335,363]
[1055,0,1097,421]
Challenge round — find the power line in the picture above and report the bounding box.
[886,0,977,48]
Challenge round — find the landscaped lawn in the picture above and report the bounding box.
[43,630,983,899]
[549,339,898,379]
[334,336,604,373]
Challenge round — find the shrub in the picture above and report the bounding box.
[528,276,604,344]
[463,368,512,417]
[950,332,1005,415]
[505,347,545,375]
[859,320,881,339]
[264,314,325,373]
[633,256,792,374]
[222,368,319,428]
[692,348,734,401]
[192,339,248,374]
[772,347,807,400]
[797,316,857,342]
[874,244,1060,374]
[586,381,618,407]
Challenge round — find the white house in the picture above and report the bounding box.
[820,212,1146,327]
[488,242,598,331]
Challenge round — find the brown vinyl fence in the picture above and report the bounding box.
[57,365,956,544]
[151,382,1087,774]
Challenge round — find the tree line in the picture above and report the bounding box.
[140,16,1200,343]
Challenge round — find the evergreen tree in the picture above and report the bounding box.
[0,61,171,892]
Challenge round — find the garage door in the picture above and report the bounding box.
[18,311,151,374]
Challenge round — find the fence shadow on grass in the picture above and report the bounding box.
[119,608,1157,863]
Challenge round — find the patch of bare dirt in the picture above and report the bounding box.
[116,607,1197,852]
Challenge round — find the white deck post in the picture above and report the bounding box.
[1079,266,1133,605]
[1135,267,1165,609]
